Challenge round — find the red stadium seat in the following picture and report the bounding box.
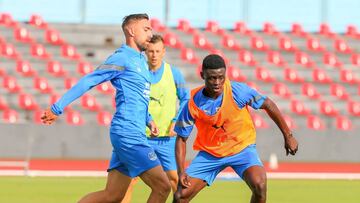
[255,67,275,82]
[334,39,352,54]
[193,33,213,50]
[1,43,20,59]
[16,60,37,77]
[238,50,257,66]
[306,37,325,52]
[61,44,81,60]
[319,23,334,37]
[272,82,292,99]
[163,32,184,49]
[0,96,9,111]
[307,115,325,130]
[45,29,65,45]
[77,61,94,76]
[302,83,321,99]
[279,37,297,52]
[348,101,360,116]
[49,93,60,105]
[205,21,221,34]
[97,82,114,95]
[283,114,296,129]
[47,61,67,77]
[97,111,112,126]
[33,77,53,94]
[263,22,278,35]
[81,94,101,111]
[3,76,21,93]
[29,14,48,29]
[319,100,338,116]
[350,54,360,66]
[30,43,51,59]
[221,35,241,51]
[251,113,269,129]
[346,25,359,39]
[227,66,247,82]
[2,109,19,123]
[0,13,17,27]
[284,67,304,83]
[18,93,38,110]
[177,19,194,34]
[330,83,349,100]
[33,110,44,124]
[234,21,251,35]
[335,116,352,131]
[295,51,314,68]
[323,52,342,68]
[312,68,332,84]
[14,27,34,43]
[290,99,310,115]
[291,23,307,37]
[64,77,78,90]
[267,51,286,67]
[149,18,166,32]
[66,110,84,125]
[340,69,358,84]
[251,36,268,51]
[0,67,6,77]
[180,48,199,64]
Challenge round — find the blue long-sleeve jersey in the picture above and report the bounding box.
[51,44,152,147]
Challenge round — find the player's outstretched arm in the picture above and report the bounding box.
[260,97,298,156]
[175,136,191,187]
[41,108,58,125]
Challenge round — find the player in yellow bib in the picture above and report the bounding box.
[122,34,190,203]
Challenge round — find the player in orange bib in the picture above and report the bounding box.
[173,54,298,203]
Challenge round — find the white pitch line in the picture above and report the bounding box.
[1,170,360,180]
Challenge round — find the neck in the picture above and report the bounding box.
[149,63,162,71]
[203,88,222,99]
[126,38,141,52]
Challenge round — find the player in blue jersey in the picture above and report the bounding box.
[41,14,171,203]
[122,34,190,202]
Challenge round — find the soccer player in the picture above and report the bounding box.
[122,34,190,202]
[173,54,299,203]
[41,14,171,203]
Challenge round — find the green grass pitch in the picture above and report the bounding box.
[1,176,359,203]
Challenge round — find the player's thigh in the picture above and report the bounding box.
[139,165,169,189]
[166,170,178,181]
[242,165,267,191]
[105,169,132,197]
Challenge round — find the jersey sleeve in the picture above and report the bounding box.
[171,66,190,122]
[231,81,267,110]
[51,64,125,115]
[174,101,194,138]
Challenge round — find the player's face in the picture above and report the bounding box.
[134,19,153,51]
[201,68,226,98]
[145,41,165,68]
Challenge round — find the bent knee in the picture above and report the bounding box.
[252,179,267,198]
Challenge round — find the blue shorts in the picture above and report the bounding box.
[108,143,161,178]
[186,144,263,186]
[147,136,177,171]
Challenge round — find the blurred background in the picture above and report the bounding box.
[0,0,359,175]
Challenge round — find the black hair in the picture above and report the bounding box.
[122,13,149,31]
[202,54,226,70]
